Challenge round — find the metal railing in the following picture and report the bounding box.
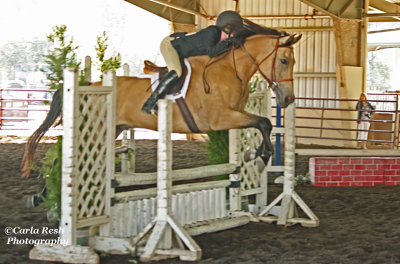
[0,87,60,135]
[288,93,399,149]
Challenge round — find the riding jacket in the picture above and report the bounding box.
[170,25,242,59]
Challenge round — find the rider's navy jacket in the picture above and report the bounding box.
[171,25,237,59]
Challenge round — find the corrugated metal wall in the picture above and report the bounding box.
[198,0,338,108]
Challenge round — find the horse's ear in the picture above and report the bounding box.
[279,34,302,47]
[292,34,302,45]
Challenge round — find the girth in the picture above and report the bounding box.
[142,60,200,133]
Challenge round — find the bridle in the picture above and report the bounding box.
[239,37,293,90]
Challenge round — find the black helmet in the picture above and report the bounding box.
[216,10,243,34]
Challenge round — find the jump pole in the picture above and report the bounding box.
[132,99,201,261]
[258,103,319,227]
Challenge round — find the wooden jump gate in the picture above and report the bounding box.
[29,69,318,263]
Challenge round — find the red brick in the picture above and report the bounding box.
[351,182,367,187]
[354,176,367,182]
[384,181,399,186]
[338,158,351,164]
[370,176,384,181]
[340,170,351,176]
[342,176,354,182]
[385,170,396,176]
[388,175,400,181]
[343,164,354,170]
[362,159,374,164]
[396,159,400,164]
[330,176,342,181]
[338,182,351,187]
[365,164,377,170]
[362,170,373,176]
[316,176,330,182]
[351,159,362,164]
[374,159,385,164]
[385,159,397,164]
[350,170,362,176]
[315,170,327,177]
[328,170,340,176]
[360,182,375,186]
[325,182,339,187]
[320,164,331,170]
[377,165,386,171]
[322,158,339,164]
[311,182,327,187]
[391,164,400,170]
[373,170,384,176]
[355,165,366,170]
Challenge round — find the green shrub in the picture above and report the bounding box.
[39,137,62,221]
[205,130,229,180]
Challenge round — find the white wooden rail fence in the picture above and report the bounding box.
[29,67,318,263]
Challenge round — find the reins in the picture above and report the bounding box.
[202,36,294,94]
[240,37,293,89]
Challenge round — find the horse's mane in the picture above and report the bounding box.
[238,19,289,40]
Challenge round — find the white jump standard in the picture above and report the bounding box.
[132,100,201,261]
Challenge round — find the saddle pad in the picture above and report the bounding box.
[137,58,192,102]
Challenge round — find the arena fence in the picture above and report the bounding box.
[290,93,400,149]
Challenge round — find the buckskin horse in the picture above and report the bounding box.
[21,24,301,178]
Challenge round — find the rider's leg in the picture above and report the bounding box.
[141,36,182,114]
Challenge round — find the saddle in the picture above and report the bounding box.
[143,60,187,95]
[142,60,199,132]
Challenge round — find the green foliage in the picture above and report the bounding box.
[295,173,311,185]
[95,31,121,79]
[39,137,63,221]
[35,25,81,221]
[205,130,229,180]
[44,25,80,90]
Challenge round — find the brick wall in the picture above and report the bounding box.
[309,157,400,187]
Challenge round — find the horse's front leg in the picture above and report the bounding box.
[208,111,273,165]
[251,116,273,164]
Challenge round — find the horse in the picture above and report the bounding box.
[21,30,301,178]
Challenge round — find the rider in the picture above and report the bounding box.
[141,10,244,115]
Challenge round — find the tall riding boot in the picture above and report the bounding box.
[141,70,179,114]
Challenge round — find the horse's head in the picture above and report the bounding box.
[245,34,302,108]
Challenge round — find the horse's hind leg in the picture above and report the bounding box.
[209,111,273,165]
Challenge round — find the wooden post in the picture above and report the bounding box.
[29,68,100,264]
[258,103,319,227]
[228,129,241,211]
[84,56,91,83]
[61,68,80,245]
[132,100,202,261]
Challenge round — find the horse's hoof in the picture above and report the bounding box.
[255,157,266,173]
[26,195,42,208]
[243,149,257,162]
[261,152,272,165]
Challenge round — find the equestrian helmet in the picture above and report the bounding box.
[216,10,243,34]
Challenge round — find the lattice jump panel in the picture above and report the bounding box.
[239,92,269,191]
[75,93,111,223]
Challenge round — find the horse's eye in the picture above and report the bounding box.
[280,59,288,65]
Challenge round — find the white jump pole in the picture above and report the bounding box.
[258,103,319,227]
[132,99,201,261]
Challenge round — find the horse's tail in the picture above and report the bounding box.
[21,89,62,178]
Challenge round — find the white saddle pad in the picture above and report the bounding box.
[137,58,192,102]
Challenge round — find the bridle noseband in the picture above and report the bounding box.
[240,37,293,90]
